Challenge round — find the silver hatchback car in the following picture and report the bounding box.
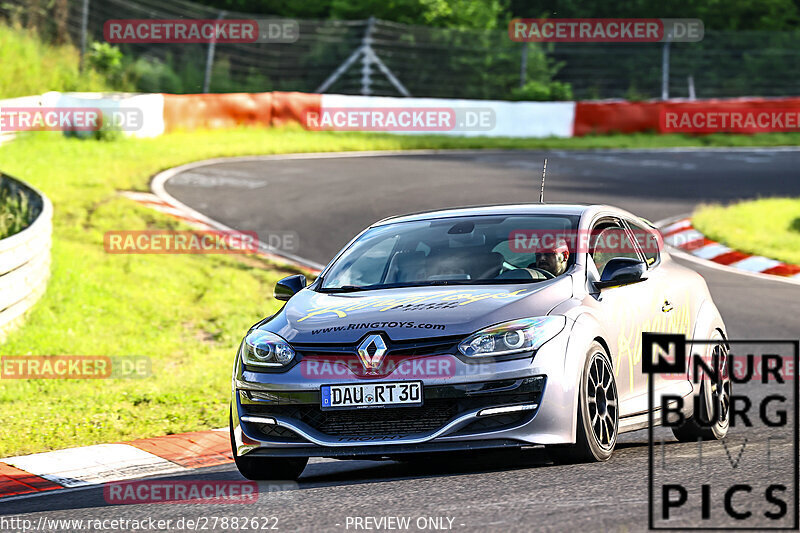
[230,204,730,480]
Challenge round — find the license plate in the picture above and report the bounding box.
[321,381,423,410]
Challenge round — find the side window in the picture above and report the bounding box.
[627,220,661,267]
[589,222,640,277]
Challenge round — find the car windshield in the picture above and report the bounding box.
[319,214,580,291]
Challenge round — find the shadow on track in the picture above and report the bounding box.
[2,438,686,516]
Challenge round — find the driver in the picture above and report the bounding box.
[531,240,570,277]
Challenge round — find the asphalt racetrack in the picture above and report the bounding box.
[4,148,800,532]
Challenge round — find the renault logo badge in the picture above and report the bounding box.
[357,334,388,372]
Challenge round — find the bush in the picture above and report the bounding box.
[510,80,574,101]
[0,23,121,97]
[126,56,184,94]
[86,42,125,87]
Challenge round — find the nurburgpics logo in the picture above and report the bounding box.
[644,333,798,530]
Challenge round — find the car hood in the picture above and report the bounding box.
[263,278,573,343]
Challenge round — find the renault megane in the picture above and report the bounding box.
[229,204,730,480]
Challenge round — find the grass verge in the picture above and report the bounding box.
[2,127,800,457]
[693,198,800,266]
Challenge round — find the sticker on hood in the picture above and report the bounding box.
[297,288,531,322]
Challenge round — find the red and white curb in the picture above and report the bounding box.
[121,191,215,229]
[0,429,232,499]
[659,216,800,284]
[120,190,322,275]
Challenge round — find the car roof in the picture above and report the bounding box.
[371,203,632,227]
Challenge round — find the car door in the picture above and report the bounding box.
[588,218,660,418]
[624,217,694,398]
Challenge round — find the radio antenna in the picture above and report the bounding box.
[539,158,548,203]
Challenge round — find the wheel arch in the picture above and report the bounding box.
[560,314,612,442]
[686,298,728,394]
[593,336,613,364]
[690,298,727,340]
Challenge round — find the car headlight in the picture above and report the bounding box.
[240,330,295,367]
[458,316,566,358]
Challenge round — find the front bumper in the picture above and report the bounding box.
[231,322,582,457]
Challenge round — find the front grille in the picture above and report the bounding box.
[241,377,544,438]
[292,335,464,356]
[292,335,465,379]
[314,404,456,436]
[244,401,457,437]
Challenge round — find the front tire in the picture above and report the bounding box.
[550,342,618,463]
[229,412,308,480]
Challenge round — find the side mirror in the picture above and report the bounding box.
[595,258,647,289]
[274,274,306,301]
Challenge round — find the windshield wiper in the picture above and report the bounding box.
[316,285,373,293]
[473,278,549,284]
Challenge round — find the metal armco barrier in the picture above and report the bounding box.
[0,174,52,342]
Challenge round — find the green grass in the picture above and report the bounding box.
[693,198,800,266]
[3,128,800,457]
[0,24,114,98]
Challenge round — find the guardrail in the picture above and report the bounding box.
[0,173,52,342]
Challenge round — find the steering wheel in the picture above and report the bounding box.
[501,261,516,272]
[527,267,555,279]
